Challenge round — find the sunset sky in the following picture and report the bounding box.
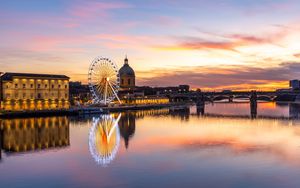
[1,0,300,90]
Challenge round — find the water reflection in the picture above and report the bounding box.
[170,107,190,121]
[201,102,300,119]
[119,112,136,149]
[0,117,69,159]
[88,109,193,166]
[88,114,121,166]
[289,103,300,119]
[110,106,300,167]
[118,108,192,148]
[2,105,300,187]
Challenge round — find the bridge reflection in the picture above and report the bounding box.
[0,116,70,160]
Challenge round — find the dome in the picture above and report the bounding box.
[119,57,135,77]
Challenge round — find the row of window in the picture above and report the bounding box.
[121,79,135,85]
[7,84,68,89]
[5,93,68,100]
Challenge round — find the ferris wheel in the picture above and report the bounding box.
[88,57,121,104]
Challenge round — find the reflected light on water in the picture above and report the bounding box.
[136,115,300,165]
[0,117,70,155]
[2,104,300,187]
[88,114,121,166]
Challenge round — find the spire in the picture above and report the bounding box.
[124,55,128,64]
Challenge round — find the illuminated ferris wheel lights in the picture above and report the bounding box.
[88,56,121,105]
[89,114,121,166]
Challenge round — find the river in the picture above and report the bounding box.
[0,102,300,188]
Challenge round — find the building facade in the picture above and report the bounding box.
[290,80,300,91]
[0,73,70,111]
[119,56,135,90]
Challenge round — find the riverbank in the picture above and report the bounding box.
[0,102,190,118]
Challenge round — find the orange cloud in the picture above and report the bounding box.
[294,53,300,58]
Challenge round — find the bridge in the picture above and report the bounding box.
[166,91,279,103]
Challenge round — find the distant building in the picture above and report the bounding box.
[290,80,300,90]
[0,72,69,111]
[120,96,170,105]
[119,56,135,90]
[222,90,232,94]
[135,85,190,96]
[69,81,90,105]
[276,88,292,93]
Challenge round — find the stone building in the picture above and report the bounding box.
[0,73,70,111]
[119,56,135,90]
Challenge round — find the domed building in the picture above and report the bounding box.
[119,56,135,90]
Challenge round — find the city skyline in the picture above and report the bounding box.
[1,0,300,90]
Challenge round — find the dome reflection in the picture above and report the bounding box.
[89,114,121,166]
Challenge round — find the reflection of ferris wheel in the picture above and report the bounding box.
[89,114,121,166]
[88,57,121,104]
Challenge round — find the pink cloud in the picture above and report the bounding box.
[68,1,132,18]
[5,31,153,53]
[156,27,289,52]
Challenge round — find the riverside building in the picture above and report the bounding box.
[0,73,70,111]
[118,56,170,105]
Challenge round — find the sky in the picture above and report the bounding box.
[1,0,300,91]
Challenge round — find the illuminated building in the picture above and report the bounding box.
[119,56,135,90]
[120,96,169,105]
[0,72,70,111]
[135,85,190,95]
[117,57,187,105]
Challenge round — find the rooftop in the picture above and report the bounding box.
[119,57,135,77]
[0,72,69,81]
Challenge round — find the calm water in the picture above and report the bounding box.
[1,102,300,188]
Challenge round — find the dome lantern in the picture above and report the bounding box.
[119,56,135,77]
[124,55,128,64]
